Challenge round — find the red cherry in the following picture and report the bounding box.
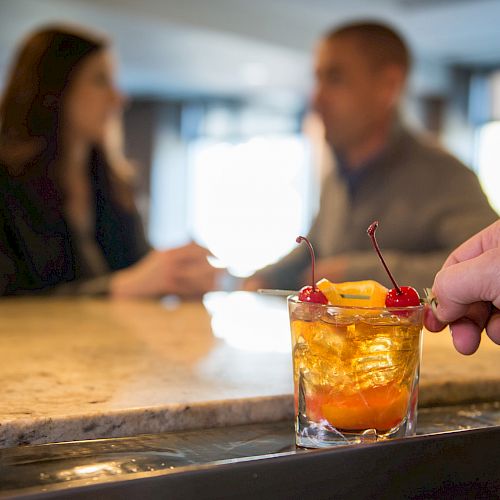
[298,285,329,304]
[385,286,420,307]
[367,221,420,306]
[296,236,328,304]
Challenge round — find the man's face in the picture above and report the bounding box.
[312,36,402,152]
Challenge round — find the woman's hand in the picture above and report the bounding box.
[110,243,219,298]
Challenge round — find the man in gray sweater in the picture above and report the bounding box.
[245,22,498,292]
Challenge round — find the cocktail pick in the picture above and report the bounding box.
[423,288,439,315]
[257,289,371,300]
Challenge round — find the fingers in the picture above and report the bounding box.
[425,299,490,355]
[432,248,500,324]
[110,245,220,298]
[168,259,220,296]
[174,264,218,286]
[448,302,490,355]
[425,301,489,355]
[423,306,447,332]
[449,319,482,355]
[486,309,500,345]
[166,243,212,263]
[424,221,500,355]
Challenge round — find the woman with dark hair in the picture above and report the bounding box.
[0,25,217,297]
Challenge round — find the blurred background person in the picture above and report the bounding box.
[3,2,499,290]
[0,25,217,297]
[244,21,498,292]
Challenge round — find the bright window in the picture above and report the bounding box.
[475,121,500,214]
[187,135,315,277]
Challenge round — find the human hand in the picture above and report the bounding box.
[303,255,348,286]
[424,220,500,354]
[110,243,219,298]
[241,276,268,291]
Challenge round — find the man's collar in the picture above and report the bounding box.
[336,116,405,175]
[334,116,406,196]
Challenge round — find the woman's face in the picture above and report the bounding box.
[63,50,124,144]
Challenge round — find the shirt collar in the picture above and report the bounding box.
[335,116,404,196]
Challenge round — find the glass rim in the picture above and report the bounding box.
[287,294,425,312]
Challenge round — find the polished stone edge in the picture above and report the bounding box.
[3,379,500,449]
[0,395,295,449]
[419,379,500,407]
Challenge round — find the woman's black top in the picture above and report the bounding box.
[0,151,149,295]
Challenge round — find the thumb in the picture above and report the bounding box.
[432,247,500,324]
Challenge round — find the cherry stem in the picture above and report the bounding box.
[296,236,317,291]
[366,221,402,294]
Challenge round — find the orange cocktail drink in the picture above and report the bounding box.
[289,297,423,448]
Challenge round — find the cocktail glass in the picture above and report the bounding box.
[288,296,424,448]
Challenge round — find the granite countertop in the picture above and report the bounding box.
[0,292,499,448]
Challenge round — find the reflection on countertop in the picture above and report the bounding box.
[204,292,290,353]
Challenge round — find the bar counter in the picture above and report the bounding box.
[1,292,499,448]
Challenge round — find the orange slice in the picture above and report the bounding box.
[316,279,387,307]
[320,383,409,431]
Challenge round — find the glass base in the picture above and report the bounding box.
[295,414,416,449]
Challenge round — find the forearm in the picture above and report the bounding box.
[45,275,112,296]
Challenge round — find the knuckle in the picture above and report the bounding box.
[482,249,500,301]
